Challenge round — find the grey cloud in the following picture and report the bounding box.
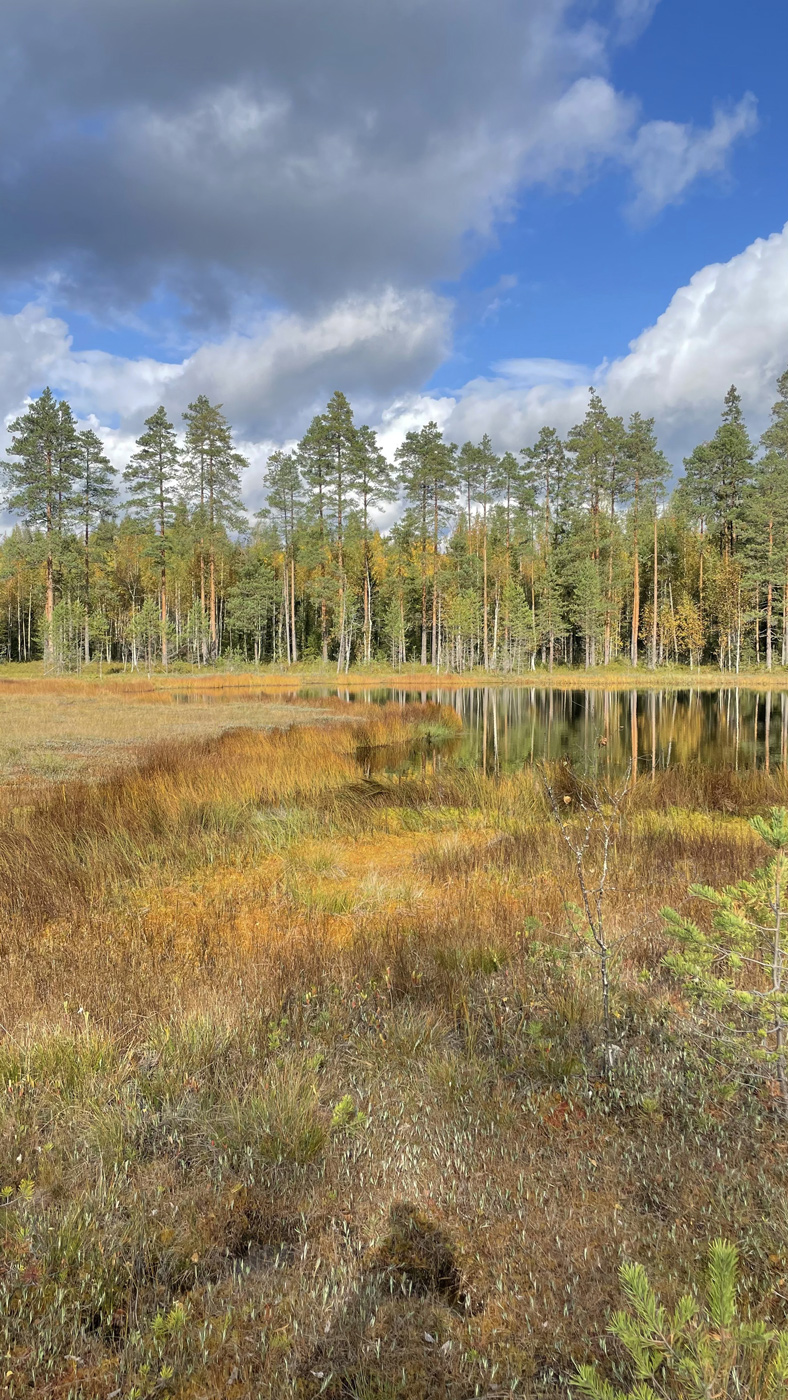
[0,0,624,323]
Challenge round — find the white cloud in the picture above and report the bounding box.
[523,77,638,185]
[0,287,451,452]
[614,0,661,43]
[387,223,788,467]
[627,94,758,220]
[4,226,788,503]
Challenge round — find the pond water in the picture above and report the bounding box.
[308,685,788,777]
[169,682,788,776]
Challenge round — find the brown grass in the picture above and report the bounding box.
[0,681,786,1398]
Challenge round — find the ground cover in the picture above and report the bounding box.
[0,681,786,1398]
[0,677,349,793]
[8,658,788,695]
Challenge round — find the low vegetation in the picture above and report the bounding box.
[1,682,787,1398]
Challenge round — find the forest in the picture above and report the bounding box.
[2,370,788,674]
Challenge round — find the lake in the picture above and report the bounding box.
[306,684,788,777]
[170,681,788,776]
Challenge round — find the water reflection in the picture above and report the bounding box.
[311,686,788,777]
[167,681,788,776]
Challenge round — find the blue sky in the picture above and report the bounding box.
[0,0,786,505]
[441,0,787,387]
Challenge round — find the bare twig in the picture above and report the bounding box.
[540,763,632,1078]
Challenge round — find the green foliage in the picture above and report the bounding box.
[574,1240,788,1400]
[1,388,79,535]
[662,807,788,1112]
[123,405,180,538]
[4,372,788,669]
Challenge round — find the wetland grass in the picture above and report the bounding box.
[0,684,786,1398]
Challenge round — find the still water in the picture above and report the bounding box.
[306,685,788,777]
[171,683,788,776]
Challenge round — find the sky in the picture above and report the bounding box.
[1,0,787,513]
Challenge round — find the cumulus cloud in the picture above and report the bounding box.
[390,223,788,467]
[0,288,451,448]
[4,224,788,503]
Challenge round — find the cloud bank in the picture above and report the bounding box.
[2,224,787,506]
[0,0,756,330]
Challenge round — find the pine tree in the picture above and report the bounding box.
[566,392,625,665]
[663,807,788,1116]
[396,422,455,667]
[353,425,398,663]
[182,396,247,659]
[1,388,79,660]
[474,434,500,669]
[522,426,567,669]
[300,392,358,668]
[625,414,669,666]
[123,406,179,666]
[575,1239,788,1400]
[757,368,788,666]
[263,450,304,664]
[75,429,115,662]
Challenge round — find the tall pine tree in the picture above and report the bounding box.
[1,388,79,659]
[123,406,179,666]
[75,428,115,662]
[182,396,247,659]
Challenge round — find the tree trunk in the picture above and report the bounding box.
[290,555,298,663]
[650,510,658,670]
[767,519,774,671]
[631,518,639,666]
[482,505,489,670]
[161,561,168,667]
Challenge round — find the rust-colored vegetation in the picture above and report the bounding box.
[0,683,786,1399]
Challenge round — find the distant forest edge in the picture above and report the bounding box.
[2,372,788,673]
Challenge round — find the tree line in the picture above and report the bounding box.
[1,371,787,672]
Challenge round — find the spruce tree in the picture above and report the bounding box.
[684,385,755,563]
[123,406,179,666]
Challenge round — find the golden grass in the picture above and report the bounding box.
[0,683,343,793]
[0,682,787,1398]
[8,656,788,694]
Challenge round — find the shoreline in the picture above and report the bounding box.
[3,661,788,693]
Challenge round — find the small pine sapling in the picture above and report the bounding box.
[573,1239,788,1400]
[662,806,788,1116]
